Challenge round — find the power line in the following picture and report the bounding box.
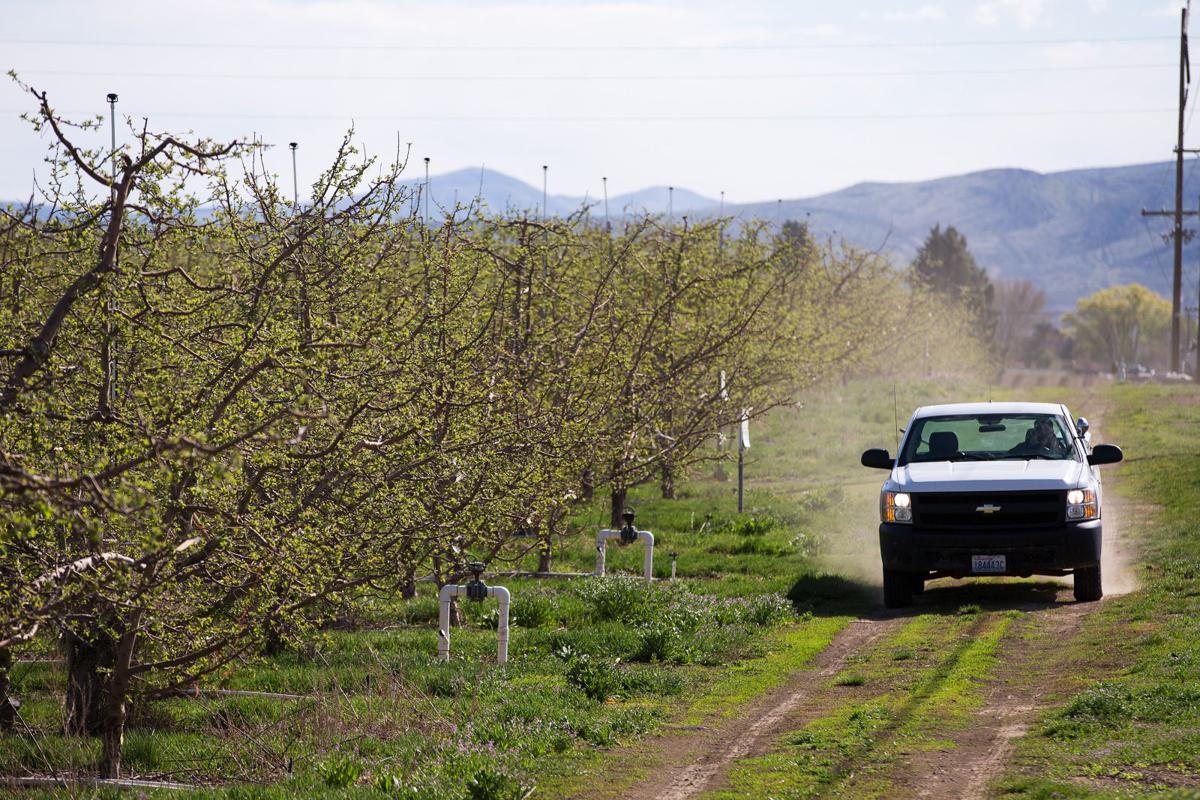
[1,108,1172,123]
[14,63,1174,83]
[0,35,1174,52]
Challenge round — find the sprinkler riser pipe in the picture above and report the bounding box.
[594,529,654,581]
[437,584,510,664]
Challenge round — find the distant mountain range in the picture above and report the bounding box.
[403,167,714,217]
[411,162,1200,311]
[8,161,1194,312]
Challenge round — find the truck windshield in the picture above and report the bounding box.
[898,413,1078,465]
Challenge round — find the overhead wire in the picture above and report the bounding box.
[13,63,1173,82]
[0,108,1173,122]
[0,35,1175,51]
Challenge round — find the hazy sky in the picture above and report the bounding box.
[0,0,1193,203]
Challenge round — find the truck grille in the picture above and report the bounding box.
[912,491,1064,530]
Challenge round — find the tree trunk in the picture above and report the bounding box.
[660,462,675,499]
[0,647,14,731]
[400,567,417,600]
[537,538,552,573]
[98,688,127,778]
[97,626,139,780]
[609,486,627,529]
[64,630,109,736]
[262,624,284,658]
[580,466,594,501]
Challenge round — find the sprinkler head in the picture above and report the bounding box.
[465,561,488,602]
[289,142,298,150]
[619,509,638,545]
[106,93,118,103]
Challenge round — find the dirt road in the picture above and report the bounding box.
[587,477,1134,800]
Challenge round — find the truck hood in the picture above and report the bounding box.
[894,459,1088,493]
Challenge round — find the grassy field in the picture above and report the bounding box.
[25,376,1194,799]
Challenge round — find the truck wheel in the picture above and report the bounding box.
[1073,565,1103,602]
[883,569,914,608]
[911,573,927,595]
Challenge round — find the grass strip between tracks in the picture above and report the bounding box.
[707,608,1014,799]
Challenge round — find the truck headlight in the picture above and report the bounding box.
[1066,488,1098,521]
[882,491,912,524]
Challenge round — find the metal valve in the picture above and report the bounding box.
[465,561,488,602]
[619,508,639,545]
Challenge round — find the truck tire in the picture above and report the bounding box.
[1073,564,1103,602]
[883,568,914,608]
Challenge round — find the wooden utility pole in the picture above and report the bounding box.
[1138,7,1193,374]
[1173,7,1192,373]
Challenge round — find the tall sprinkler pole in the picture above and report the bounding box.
[289,142,298,208]
[108,93,118,204]
[423,157,431,227]
[668,186,673,219]
[105,92,119,414]
[718,190,726,251]
[541,165,549,280]
[602,176,610,233]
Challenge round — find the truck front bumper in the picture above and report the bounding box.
[879,520,1102,577]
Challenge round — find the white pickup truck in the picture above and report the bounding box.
[860,402,1123,608]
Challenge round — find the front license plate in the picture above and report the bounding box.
[971,555,1007,574]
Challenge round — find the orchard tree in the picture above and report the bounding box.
[0,85,431,775]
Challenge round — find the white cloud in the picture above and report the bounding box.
[881,4,946,22]
[975,0,1045,28]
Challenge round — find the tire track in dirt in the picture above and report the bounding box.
[610,616,903,800]
[694,605,1009,800]
[900,597,1092,800]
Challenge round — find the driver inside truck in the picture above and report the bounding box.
[1010,418,1058,454]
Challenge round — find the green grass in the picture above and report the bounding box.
[684,615,857,725]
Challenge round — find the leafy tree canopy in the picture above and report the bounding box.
[1064,283,1171,367]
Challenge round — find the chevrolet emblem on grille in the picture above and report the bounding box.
[976,504,1002,514]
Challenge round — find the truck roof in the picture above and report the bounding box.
[912,401,1066,418]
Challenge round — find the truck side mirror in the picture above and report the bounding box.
[1087,444,1123,466]
[861,448,893,470]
